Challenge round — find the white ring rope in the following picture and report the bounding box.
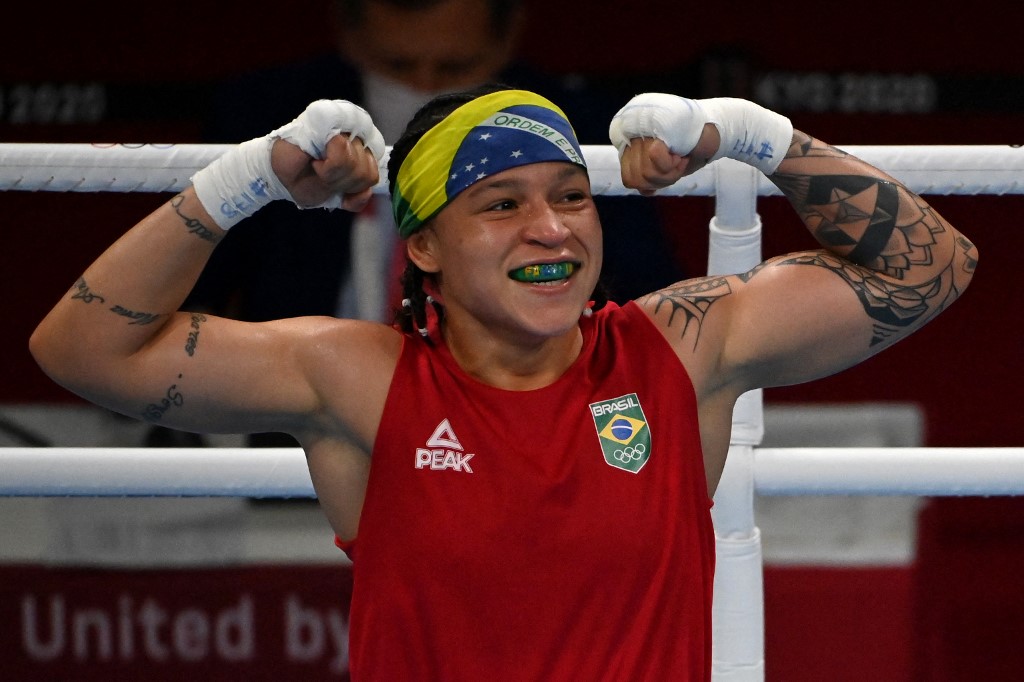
[1,143,1023,196]
[0,447,314,497]
[1,447,1022,497]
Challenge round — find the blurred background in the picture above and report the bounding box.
[1,1,1021,679]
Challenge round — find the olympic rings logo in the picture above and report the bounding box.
[612,443,646,463]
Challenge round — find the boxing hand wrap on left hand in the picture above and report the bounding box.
[191,100,386,230]
[609,93,793,176]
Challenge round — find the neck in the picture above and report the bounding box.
[441,317,584,391]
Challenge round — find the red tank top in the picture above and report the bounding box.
[347,301,714,680]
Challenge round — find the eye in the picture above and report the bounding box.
[487,199,518,211]
[558,189,590,207]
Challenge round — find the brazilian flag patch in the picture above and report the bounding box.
[589,393,651,474]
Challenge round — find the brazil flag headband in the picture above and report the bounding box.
[392,89,588,238]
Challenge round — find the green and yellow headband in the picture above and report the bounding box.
[391,89,588,237]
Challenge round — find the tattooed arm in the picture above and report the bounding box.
[630,124,977,398]
[29,133,394,441]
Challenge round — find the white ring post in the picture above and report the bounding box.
[708,159,766,682]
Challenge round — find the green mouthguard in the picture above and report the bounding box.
[510,262,576,282]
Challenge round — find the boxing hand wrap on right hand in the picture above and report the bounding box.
[609,93,793,176]
[190,136,290,230]
[191,100,386,230]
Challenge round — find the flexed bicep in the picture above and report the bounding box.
[770,133,977,340]
[723,250,963,389]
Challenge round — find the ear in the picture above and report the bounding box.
[405,228,441,274]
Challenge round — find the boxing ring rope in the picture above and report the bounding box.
[1,143,1023,196]
[2,446,1024,497]
[3,142,1023,682]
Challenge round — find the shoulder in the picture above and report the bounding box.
[288,316,403,370]
[281,317,404,445]
[256,316,403,391]
[632,275,742,396]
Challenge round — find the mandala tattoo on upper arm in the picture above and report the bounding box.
[641,276,734,348]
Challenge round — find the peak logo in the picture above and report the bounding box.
[414,419,475,473]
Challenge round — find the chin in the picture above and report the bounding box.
[513,303,587,339]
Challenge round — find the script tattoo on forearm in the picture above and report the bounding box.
[641,276,733,348]
[170,194,221,244]
[142,375,185,422]
[184,313,207,356]
[772,135,943,281]
[70,277,106,304]
[109,304,160,325]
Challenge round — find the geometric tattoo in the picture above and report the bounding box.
[769,135,961,345]
[774,252,943,346]
[770,173,942,281]
[641,276,733,347]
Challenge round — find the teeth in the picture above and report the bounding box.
[510,262,576,283]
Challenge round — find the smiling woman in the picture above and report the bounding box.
[385,85,603,339]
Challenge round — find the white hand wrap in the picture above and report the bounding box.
[609,93,793,176]
[191,100,386,229]
[191,136,290,230]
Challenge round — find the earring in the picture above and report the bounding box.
[403,297,430,339]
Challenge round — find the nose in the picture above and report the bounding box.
[522,202,571,246]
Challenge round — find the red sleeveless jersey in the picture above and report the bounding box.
[347,301,714,680]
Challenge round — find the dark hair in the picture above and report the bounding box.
[388,83,609,336]
[337,0,522,37]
